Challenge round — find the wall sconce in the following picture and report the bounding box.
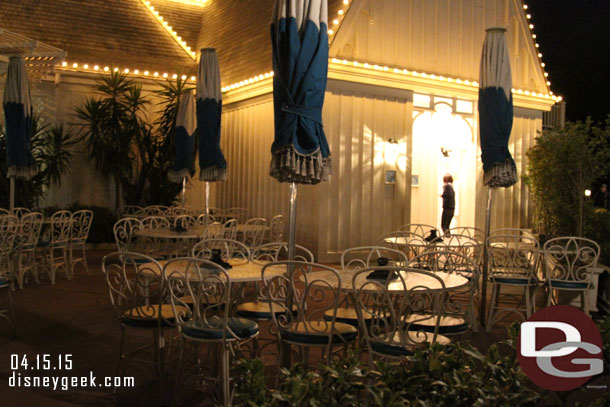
[385,138,400,164]
[440,147,451,157]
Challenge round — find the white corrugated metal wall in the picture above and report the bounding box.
[318,86,411,260]
[204,84,543,261]
[332,0,547,94]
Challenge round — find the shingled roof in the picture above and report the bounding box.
[196,0,346,86]
[1,0,347,84]
[0,0,197,75]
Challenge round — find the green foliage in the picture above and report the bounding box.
[371,326,538,407]
[0,115,78,209]
[233,327,539,407]
[584,208,610,264]
[597,317,610,372]
[525,119,610,237]
[234,353,369,407]
[73,72,189,207]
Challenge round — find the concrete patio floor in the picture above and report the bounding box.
[0,250,595,406]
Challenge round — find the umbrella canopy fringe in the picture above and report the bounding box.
[168,168,194,183]
[270,146,331,184]
[7,165,37,180]
[483,159,518,188]
[199,167,227,182]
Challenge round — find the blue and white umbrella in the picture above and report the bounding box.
[168,88,196,205]
[270,0,331,184]
[197,48,227,183]
[271,0,331,260]
[478,27,517,188]
[3,56,37,210]
[168,88,196,183]
[478,27,516,327]
[196,48,226,216]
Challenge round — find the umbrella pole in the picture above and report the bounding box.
[9,177,15,211]
[181,176,186,206]
[479,187,494,328]
[205,181,210,218]
[288,182,297,261]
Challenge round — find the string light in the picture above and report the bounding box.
[220,58,561,103]
[523,4,553,96]
[325,58,560,101]
[222,71,275,92]
[160,0,209,5]
[139,0,197,60]
[328,0,353,37]
[53,2,557,103]
[55,60,197,82]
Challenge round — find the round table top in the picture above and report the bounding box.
[306,269,469,293]
[384,235,479,248]
[236,224,270,233]
[134,226,205,239]
[154,259,286,283]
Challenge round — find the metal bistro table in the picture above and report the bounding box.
[306,268,470,293]
[134,226,206,257]
[157,258,286,283]
[147,258,287,307]
[134,226,206,240]
[383,235,481,260]
[235,224,270,234]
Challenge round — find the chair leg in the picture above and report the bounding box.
[32,253,40,284]
[172,337,186,407]
[546,284,554,306]
[486,284,499,332]
[525,286,532,318]
[114,326,126,394]
[81,245,89,274]
[153,330,166,402]
[17,254,25,290]
[582,291,590,316]
[63,247,72,280]
[68,243,74,278]
[222,342,230,407]
[49,251,56,285]
[468,294,478,333]
[6,288,17,337]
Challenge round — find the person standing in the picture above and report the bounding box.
[594,184,609,210]
[441,174,455,234]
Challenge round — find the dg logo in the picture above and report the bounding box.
[517,305,604,391]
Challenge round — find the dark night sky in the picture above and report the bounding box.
[526,1,610,122]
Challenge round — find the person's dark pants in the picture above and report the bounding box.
[441,208,454,234]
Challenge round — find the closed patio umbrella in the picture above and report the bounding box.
[478,27,517,327]
[168,88,196,205]
[3,56,36,210]
[197,48,226,216]
[271,0,331,259]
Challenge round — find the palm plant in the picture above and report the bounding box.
[74,72,137,209]
[74,72,191,208]
[0,115,78,208]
